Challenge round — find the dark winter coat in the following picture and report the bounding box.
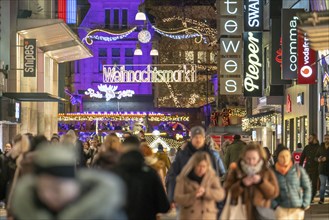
[0,155,16,201]
[11,170,127,220]
[112,150,170,220]
[272,165,311,209]
[300,142,320,173]
[166,142,218,203]
[315,143,329,176]
[224,140,247,169]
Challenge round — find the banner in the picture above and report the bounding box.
[281,9,304,79]
[244,0,263,31]
[243,32,263,97]
[297,32,317,84]
[23,39,36,77]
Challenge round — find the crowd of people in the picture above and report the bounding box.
[0,126,327,220]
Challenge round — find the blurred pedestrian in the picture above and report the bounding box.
[174,152,225,220]
[300,134,320,202]
[166,126,219,204]
[11,144,126,220]
[223,142,279,220]
[316,134,329,204]
[273,143,286,163]
[50,134,59,143]
[113,136,170,220]
[263,147,274,167]
[155,144,171,177]
[273,148,311,220]
[292,143,303,164]
[224,135,246,169]
[168,147,177,163]
[0,142,13,201]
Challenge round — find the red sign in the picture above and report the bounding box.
[286,94,292,113]
[297,32,317,84]
[211,135,221,145]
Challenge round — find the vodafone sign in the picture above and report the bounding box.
[297,32,317,84]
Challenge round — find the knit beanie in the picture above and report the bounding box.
[34,144,77,178]
[190,126,206,138]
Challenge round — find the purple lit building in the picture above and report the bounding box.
[74,0,154,112]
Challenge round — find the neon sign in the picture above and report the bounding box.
[103,64,197,83]
[85,84,135,101]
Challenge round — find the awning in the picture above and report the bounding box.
[17,19,92,63]
[3,93,67,102]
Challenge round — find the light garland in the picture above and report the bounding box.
[83,27,137,45]
[242,113,279,131]
[210,108,247,127]
[58,112,190,122]
[152,26,204,44]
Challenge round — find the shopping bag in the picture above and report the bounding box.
[220,191,247,220]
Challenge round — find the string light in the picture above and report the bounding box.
[83,27,137,45]
[242,113,279,131]
[152,26,204,44]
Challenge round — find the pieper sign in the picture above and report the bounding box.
[243,32,263,97]
[297,33,316,84]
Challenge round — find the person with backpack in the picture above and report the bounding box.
[272,148,311,220]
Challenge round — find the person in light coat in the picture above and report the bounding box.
[174,151,225,220]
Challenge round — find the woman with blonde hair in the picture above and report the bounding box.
[223,142,279,220]
[174,151,225,220]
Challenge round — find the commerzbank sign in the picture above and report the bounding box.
[103,64,197,83]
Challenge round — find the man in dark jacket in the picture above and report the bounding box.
[316,134,329,204]
[224,135,246,169]
[113,136,170,220]
[166,126,218,204]
[300,133,320,202]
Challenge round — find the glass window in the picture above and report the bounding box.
[122,9,128,29]
[125,48,134,57]
[112,48,120,57]
[98,48,107,57]
[105,9,111,28]
[113,9,119,29]
[210,51,216,64]
[112,58,120,65]
[197,51,207,64]
[125,58,133,70]
[185,51,194,63]
[99,58,107,73]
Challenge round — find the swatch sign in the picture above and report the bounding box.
[297,33,316,84]
[244,0,263,31]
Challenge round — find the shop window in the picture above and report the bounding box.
[113,9,119,29]
[122,9,128,29]
[105,9,111,28]
[98,48,107,57]
[296,117,301,145]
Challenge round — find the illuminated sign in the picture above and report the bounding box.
[58,0,77,24]
[281,9,304,79]
[286,94,292,113]
[243,32,263,97]
[297,92,304,105]
[297,33,317,84]
[244,0,263,31]
[218,0,243,95]
[23,39,36,77]
[103,64,197,83]
[85,84,135,101]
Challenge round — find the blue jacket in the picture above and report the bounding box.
[165,142,225,203]
[272,165,311,209]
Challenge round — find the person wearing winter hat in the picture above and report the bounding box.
[166,126,219,205]
[11,144,127,220]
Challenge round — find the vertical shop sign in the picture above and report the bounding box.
[244,0,263,31]
[23,39,36,77]
[297,33,317,84]
[281,9,304,79]
[271,18,282,84]
[220,77,243,95]
[243,32,263,97]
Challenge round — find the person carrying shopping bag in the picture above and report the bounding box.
[272,148,312,220]
[222,142,279,220]
[174,151,225,220]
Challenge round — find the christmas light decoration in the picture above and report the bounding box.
[85,84,135,101]
[83,27,137,45]
[151,26,204,44]
[138,30,152,43]
[242,113,279,131]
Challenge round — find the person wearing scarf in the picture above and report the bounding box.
[272,148,311,220]
[174,152,225,220]
[224,142,279,220]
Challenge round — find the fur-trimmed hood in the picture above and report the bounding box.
[12,170,126,220]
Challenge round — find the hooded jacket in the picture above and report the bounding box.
[112,150,170,220]
[11,170,126,220]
